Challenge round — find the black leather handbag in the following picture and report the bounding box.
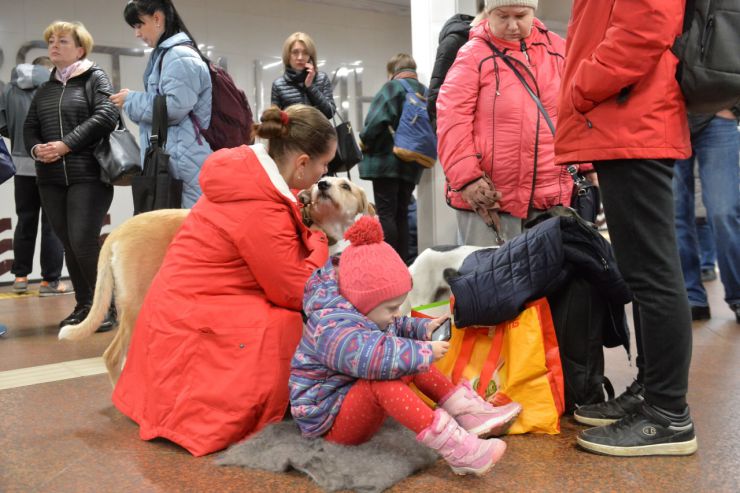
[96,116,141,186]
[131,95,183,214]
[484,40,600,223]
[327,113,363,175]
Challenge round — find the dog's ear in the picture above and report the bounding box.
[297,188,312,206]
[367,202,377,216]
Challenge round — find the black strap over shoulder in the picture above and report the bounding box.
[151,94,168,149]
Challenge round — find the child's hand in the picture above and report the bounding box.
[426,315,450,340]
[431,341,450,361]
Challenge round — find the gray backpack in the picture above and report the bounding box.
[672,0,740,113]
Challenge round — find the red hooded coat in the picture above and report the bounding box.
[112,144,328,456]
[554,0,691,164]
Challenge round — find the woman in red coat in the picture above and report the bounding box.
[112,104,337,456]
[437,1,572,245]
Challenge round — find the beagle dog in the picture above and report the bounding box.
[59,176,375,386]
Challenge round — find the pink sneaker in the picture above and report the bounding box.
[417,408,506,476]
[439,380,522,438]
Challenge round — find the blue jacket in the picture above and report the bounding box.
[289,258,434,438]
[124,33,212,207]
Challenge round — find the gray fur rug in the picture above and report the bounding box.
[215,419,438,493]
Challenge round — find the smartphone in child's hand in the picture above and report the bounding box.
[431,318,452,342]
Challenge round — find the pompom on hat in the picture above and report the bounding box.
[338,216,412,315]
[485,0,538,10]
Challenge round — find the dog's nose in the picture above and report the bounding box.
[318,180,330,191]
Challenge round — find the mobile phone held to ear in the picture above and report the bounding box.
[431,318,452,342]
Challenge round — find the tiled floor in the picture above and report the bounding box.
[1,279,738,493]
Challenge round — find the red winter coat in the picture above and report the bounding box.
[112,144,329,457]
[554,0,691,164]
[437,20,573,218]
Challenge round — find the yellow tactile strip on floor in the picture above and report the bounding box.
[0,357,106,390]
[0,290,39,299]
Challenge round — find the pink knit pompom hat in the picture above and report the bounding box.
[338,216,412,314]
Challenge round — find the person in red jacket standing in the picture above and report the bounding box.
[437,1,573,245]
[555,0,697,456]
[112,104,336,457]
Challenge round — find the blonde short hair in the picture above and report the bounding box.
[281,32,318,68]
[43,21,94,58]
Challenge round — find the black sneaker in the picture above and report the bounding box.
[96,305,118,333]
[59,305,91,329]
[95,305,117,333]
[577,403,698,457]
[691,305,711,321]
[573,380,644,426]
[731,303,740,324]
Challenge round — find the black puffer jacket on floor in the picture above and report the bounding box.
[271,69,335,119]
[24,65,118,186]
[450,215,632,328]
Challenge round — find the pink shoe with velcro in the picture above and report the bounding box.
[439,380,522,438]
[417,408,506,476]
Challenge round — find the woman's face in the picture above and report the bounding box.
[289,41,310,71]
[488,7,535,41]
[47,31,84,69]
[132,13,165,48]
[289,140,337,190]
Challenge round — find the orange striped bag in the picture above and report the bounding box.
[412,298,565,434]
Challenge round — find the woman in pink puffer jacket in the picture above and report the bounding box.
[437,1,575,245]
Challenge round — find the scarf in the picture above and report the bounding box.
[54,59,94,84]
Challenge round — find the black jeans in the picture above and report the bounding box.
[38,181,113,307]
[11,176,64,280]
[372,178,415,263]
[595,159,692,411]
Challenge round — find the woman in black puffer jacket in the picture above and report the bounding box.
[24,21,119,330]
[271,32,335,119]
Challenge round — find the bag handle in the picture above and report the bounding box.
[484,40,583,184]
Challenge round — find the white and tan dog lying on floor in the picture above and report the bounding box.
[58,176,375,385]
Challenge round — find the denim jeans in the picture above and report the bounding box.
[673,116,740,308]
[696,218,716,271]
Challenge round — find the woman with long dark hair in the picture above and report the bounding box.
[110,0,212,207]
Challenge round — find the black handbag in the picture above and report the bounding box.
[96,116,141,186]
[484,40,600,223]
[327,113,363,175]
[131,95,183,214]
[0,139,16,185]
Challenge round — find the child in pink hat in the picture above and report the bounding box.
[289,216,521,476]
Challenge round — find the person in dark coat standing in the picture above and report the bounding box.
[271,32,335,119]
[555,0,697,457]
[24,21,119,331]
[0,57,68,296]
[427,0,485,131]
[358,54,427,264]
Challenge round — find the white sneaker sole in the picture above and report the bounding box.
[572,413,620,427]
[576,436,698,456]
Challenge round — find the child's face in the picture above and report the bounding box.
[366,293,408,330]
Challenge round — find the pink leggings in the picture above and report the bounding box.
[324,366,455,445]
